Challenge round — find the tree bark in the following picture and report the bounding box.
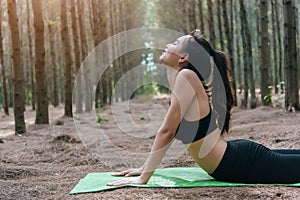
[77,0,92,112]
[240,1,248,108]
[197,0,205,32]
[178,0,188,33]
[222,0,237,106]
[91,0,104,107]
[26,0,35,110]
[259,0,272,106]
[32,0,49,124]
[110,0,118,103]
[229,0,234,45]
[188,0,196,31]
[283,0,300,111]
[48,7,59,107]
[275,1,284,93]
[207,0,216,48]
[239,0,256,108]
[296,4,300,94]
[7,0,26,134]
[271,0,279,94]
[216,0,224,50]
[71,0,83,113]
[61,0,73,117]
[234,0,242,93]
[0,3,9,115]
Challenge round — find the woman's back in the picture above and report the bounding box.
[174,68,227,175]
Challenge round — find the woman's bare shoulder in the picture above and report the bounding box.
[176,68,200,85]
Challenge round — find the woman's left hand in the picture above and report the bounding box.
[107,176,146,186]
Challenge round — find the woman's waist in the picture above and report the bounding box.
[187,129,227,174]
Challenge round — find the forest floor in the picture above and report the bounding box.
[1,97,300,200]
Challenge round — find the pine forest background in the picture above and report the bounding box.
[0,0,299,134]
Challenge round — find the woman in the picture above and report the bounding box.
[107,29,300,186]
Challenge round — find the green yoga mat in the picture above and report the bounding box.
[70,167,300,194]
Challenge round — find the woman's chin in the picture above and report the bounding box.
[159,55,164,62]
[159,55,171,66]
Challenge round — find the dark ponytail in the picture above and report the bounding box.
[211,50,234,134]
[183,30,234,134]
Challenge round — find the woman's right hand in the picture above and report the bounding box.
[112,167,143,177]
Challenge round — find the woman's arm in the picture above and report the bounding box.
[107,69,198,186]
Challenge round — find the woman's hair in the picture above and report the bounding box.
[181,29,234,134]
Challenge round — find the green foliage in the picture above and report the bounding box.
[132,83,170,98]
[97,114,108,123]
[263,94,272,103]
[263,85,274,103]
[157,85,170,94]
[26,91,33,106]
[95,100,105,109]
[132,83,155,97]
[138,116,145,120]
[263,82,285,105]
[15,132,24,137]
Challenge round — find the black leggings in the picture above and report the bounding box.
[210,139,300,184]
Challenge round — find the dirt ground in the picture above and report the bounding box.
[1,98,300,200]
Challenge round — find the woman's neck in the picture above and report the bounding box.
[169,65,182,72]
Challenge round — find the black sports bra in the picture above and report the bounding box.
[172,67,217,144]
[174,108,217,144]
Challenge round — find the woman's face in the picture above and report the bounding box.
[159,35,191,67]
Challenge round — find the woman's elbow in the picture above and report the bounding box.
[158,127,175,140]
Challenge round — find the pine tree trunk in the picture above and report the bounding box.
[61,0,73,117]
[283,0,300,111]
[217,0,224,50]
[18,2,30,109]
[77,0,92,112]
[234,0,242,93]
[116,8,123,102]
[188,0,196,31]
[7,0,26,134]
[91,0,104,107]
[71,0,83,113]
[248,36,256,109]
[116,0,125,101]
[197,0,205,32]
[48,20,59,107]
[179,0,188,33]
[207,0,216,48]
[110,0,118,103]
[0,4,9,115]
[32,0,49,124]
[296,5,300,95]
[120,0,128,101]
[271,0,279,94]
[256,0,261,89]
[114,0,122,102]
[8,63,13,108]
[229,0,234,43]
[239,0,256,108]
[222,0,237,106]
[259,0,272,106]
[26,0,35,110]
[241,33,248,108]
[275,0,283,93]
